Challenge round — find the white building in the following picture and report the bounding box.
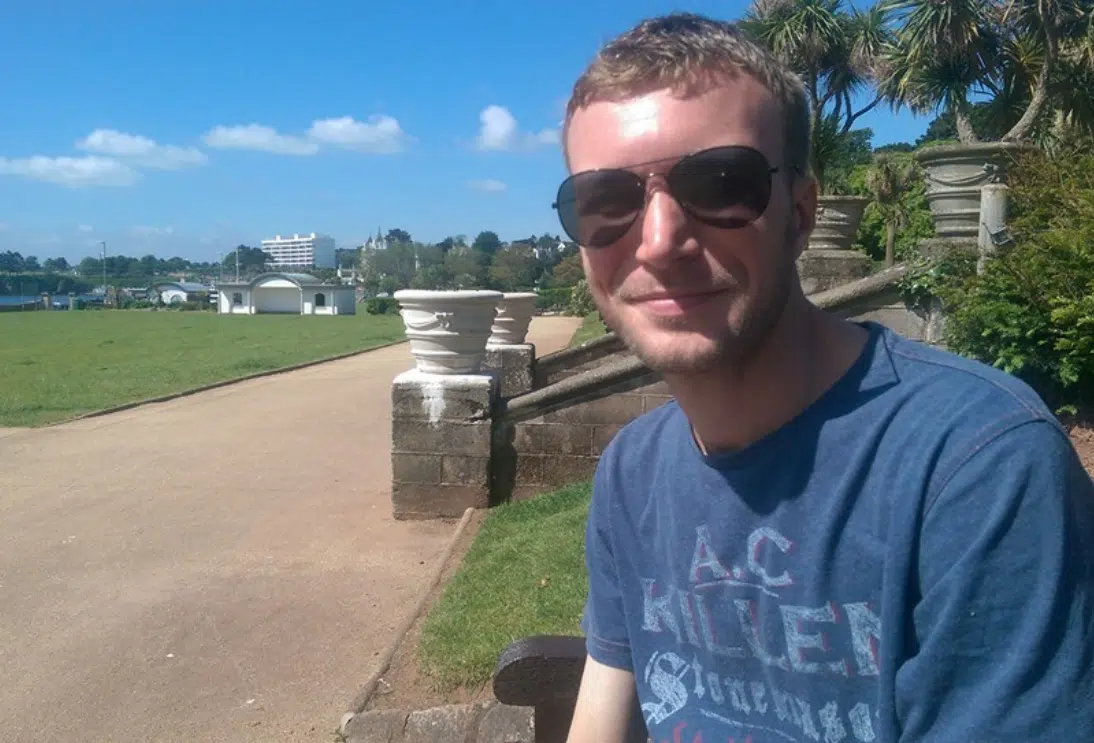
[260,232,336,269]
[150,281,211,305]
[216,272,356,315]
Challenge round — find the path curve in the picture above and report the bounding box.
[0,316,579,743]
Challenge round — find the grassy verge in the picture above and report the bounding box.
[417,481,591,691]
[568,312,607,348]
[0,310,405,426]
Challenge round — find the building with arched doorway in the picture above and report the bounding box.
[215,272,356,315]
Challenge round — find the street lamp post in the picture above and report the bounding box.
[99,240,107,307]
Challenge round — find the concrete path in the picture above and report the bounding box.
[0,317,579,743]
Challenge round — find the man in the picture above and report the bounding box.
[555,12,1094,743]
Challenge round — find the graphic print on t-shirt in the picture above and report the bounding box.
[635,523,882,743]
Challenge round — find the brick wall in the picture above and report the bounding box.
[491,376,670,502]
[391,373,494,520]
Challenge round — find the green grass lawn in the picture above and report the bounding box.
[568,312,608,348]
[0,310,406,427]
[417,481,591,691]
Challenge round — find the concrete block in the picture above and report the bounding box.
[483,344,535,397]
[342,709,408,743]
[591,425,622,455]
[540,455,599,486]
[403,703,480,743]
[393,483,488,520]
[392,420,491,457]
[514,423,593,456]
[441,455,490,487]
[477,702,534,743]
[580,394,645,426]
[392,369,494,422]
[392,453,442,484]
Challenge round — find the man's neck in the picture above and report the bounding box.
[666,300,869,454]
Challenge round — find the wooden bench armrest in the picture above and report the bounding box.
[493,635,649,743]
[493,635,587,707]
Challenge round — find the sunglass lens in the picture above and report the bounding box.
[556,169,645,248]
[670,147,772,229]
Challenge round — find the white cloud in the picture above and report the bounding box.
[132,225,174,236]
[476,105,559,152]
[78,224,93,232]
[203,115,412,156]
[0,155,140,187]
[76,129,207,170]
[466,178,507,193]
[202,124,319,156]
[307,115,411,154]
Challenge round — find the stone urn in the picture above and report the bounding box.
[394,289,502,374]
[487,292,538,346]
[915,142,1027,243]
[808,195,871,251]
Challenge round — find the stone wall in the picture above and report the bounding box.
[343,701,533,743]
[391,370,495,520]
[492,376,668,502]
[532,333,626,387]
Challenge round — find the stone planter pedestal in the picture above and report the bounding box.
[799,195,872,295]
[488,292,538,346]
[394,289,502,375]
[915,141,1026,249]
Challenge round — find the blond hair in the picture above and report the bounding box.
[563,12,811,174]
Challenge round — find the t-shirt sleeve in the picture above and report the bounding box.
[896,418,1094,742]
[581,440,634,671]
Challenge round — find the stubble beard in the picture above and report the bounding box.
[603,237,798,377]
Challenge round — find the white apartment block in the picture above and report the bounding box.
[261,233,336,269]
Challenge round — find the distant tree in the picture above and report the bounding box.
[43,257,69,273]
[443,247,488,288]
[549,253,585,288]
[385,228,412,245]
[138,254,158,276]
[23,255,40,272]
[864,153,919,267]
[488,244,540,291]
[874,142,915,153]
[335,247,359,268]
[222,245,269,276]
[0,251,25,272]
[77,256,100,277]
[472,230,502,256]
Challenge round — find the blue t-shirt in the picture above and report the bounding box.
[582,322,1094,743]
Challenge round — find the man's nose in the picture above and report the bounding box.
[635,187,697,266]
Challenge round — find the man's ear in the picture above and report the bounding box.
[790,174,818,261]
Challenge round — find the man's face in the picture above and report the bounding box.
[563,74,816,374]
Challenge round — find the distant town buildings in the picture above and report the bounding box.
[260,232,336,269]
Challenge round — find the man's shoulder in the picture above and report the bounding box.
[872,328,1073,484]
[880,328,1059,429]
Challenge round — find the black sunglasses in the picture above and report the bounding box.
[552,145,793,249]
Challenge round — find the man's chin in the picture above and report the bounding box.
[619,328,730,375]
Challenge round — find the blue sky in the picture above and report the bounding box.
[0,0,933,264]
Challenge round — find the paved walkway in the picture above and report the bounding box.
[0,317,579,743]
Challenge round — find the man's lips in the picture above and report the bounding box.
[627,288,730,316]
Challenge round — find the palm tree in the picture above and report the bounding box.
[878,0,1094,145]
[741,0,893,192]
[864,154,919,266]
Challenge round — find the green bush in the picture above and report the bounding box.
[936,145,1094,412]
[364,297,400,315]
[536,287,571,312]
[568,279,596,317]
